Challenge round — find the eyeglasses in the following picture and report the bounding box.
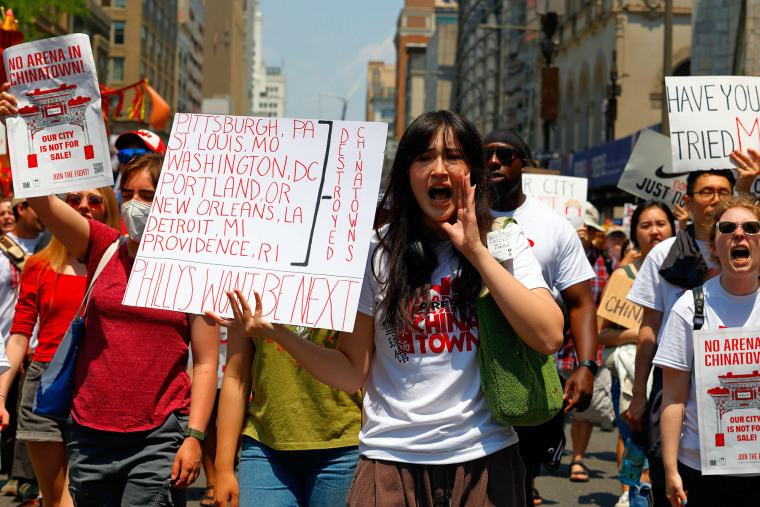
[65,193,104,209]
[716,220,760,235]
[485,147,520,165]
[690,189,733,200]
[117,148,149,164]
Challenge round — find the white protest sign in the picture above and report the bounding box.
[0,123,6,156]
[622,203,636,236]
[693,326,760,474]
[617,129,688,208]
[122,114,387,332]
[3,34,112,197]
[666,76,760,173]
[522,173,587,228]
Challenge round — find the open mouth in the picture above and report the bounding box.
[731,246,750,260]
[428,185,452,205]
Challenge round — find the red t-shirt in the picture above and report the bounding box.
[72,220,191,432]
[10,259,87,362]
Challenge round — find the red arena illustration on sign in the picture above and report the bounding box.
[16,82,94,168]
[707,370,760,447]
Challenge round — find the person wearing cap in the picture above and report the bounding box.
[605,225,628,264]
[113,130,167,192]
[485,128,599,505]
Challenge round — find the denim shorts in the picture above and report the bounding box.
[66,412,188,507]
[17,360,66,442]
[238,436,359,507]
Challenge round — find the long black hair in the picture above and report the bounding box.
[629,200,675,249]
[375,110,493,328]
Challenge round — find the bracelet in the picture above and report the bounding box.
[183,427,206,443]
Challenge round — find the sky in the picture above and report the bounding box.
[259,1,404,122]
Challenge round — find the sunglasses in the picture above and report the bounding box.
[484,146,520,165]
[716,220,760,235]
[117,148,149,164]
[65,193,105,209]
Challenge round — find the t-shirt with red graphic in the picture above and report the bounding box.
[357,224,547,464]
[72,219,191,432]
[10,260,86,361]
[654,276,760,472]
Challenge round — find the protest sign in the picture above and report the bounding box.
[622,203,636,236]
[597,269,641,329]
[522,173,587,228]
[617,129,688,208]
[665,75,760,173]
[0,123,5,156]
[122,114,387,332]
[693,326,760,474]
[3,34,112,197]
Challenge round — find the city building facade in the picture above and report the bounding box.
[177,0,204,114]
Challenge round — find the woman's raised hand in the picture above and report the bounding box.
[205,289,279,339]
[440,172,484,259]
[0,83,17,124]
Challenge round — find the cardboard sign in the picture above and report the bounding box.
[122,114,387,332]
[522,173,587,228]
[597,269,642,329]
[3,34,112,197]
[666,76,760,173]
[693,326,760,474]
[617,129,688,208]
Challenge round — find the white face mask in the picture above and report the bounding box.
[121,199,151,242]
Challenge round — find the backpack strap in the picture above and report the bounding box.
[692,285,705,330]
[621,264,636,280]
[0,234,30,272]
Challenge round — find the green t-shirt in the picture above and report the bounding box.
[242,327,362,450]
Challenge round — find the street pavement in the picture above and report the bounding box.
[0,423,623,506]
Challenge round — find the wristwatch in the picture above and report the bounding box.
[576,360,599,376]
[183,427,206,443]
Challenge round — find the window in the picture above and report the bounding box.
[101,0,111,6]
[140,62,146,77]
[110,58,124,81]
[113,21,125,45]
[115,0,125,7]
[141,25,147,51]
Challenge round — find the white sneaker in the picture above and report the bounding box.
[614,490,630,507]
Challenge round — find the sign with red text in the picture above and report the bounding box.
[666,76,760,173]
[3,34,112,197]
[522,173,587,228]
[617,129,688,208]
[122,114,387,332]
[693,326,760,474]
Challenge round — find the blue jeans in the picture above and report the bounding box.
[238,436,359,507]
[611,376,633,443]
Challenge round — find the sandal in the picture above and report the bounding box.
[532,487,543,505]
[569,459,590,482]
[200,485,214,506]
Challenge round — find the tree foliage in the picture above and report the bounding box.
[4,0,89,41]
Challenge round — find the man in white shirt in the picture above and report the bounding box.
[626,165,756,505]
[0,197,43,495]
[485,129,599,505]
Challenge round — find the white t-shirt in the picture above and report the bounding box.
[653,276,760,471]
[357,224,547,464]
[0,232,40,343]
[628,233,720,343]
[492,196,594,292]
